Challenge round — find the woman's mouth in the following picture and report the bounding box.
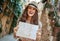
[29,12,33,14]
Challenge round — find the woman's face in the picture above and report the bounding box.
[27,6,36,17]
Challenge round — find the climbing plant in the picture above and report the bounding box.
[57,32,60,41]
[0,0,26,33]
[0,20,2,33]
[43,0,60,27]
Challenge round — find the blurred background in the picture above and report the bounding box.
[0,0,60,41]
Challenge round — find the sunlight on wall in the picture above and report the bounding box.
[30,0,42,3]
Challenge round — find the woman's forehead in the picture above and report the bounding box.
[28,6,37,9]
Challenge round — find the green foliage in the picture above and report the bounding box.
[57,32,60,37]
[55,0,58,6]
[48,0,60,27]
[48,10,60,27]
[6,0,23,18]
[44,2,52,9]
[48,11,55,19]
[0,0,25,33]
[57,32,60,41]
[54,0,60,27]
[55,16,60,27]
[11,16,17,27]
[0,20,2,33]
[42,0,47,3]
[0,28,2,33]
[3,9,10,16]
[0,0,23,17]
[10,0,23,28]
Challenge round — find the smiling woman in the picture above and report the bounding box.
[17,1,38,25]
[13,1,41,41]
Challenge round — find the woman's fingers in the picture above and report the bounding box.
[22,38,26,41]
[14,26,18,33]
[14,28,17,32]
[36,29,41,41]
[13,26,18,38]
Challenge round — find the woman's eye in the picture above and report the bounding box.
[33,8,36,10]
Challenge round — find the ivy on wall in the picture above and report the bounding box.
[57,32,60,41]
[43,0,60,27]
[0,0,26,33]
[0,20,2,33]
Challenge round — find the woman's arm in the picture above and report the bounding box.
[13,16,20,38]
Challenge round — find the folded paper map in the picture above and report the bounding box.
[16,22,39,40]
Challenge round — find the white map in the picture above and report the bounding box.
[16,22,39,40]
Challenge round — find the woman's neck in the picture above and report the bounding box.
[27,16,32,23]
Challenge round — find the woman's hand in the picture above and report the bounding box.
[13,25,19,38]
[36,29,41,41]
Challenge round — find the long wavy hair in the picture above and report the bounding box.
[17,5,38,25]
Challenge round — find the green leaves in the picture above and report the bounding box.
[55,16,60,27]
[55,0,58,6]
[0,0,24,33]
[0,21,2,33]
[13,3,22,18]
[44,2,52,9]
[57,32,60,37]
[0,0,23,18]
[0,5,3,13]
[8,0,23,28]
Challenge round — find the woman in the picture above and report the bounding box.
[14,1,42,41]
